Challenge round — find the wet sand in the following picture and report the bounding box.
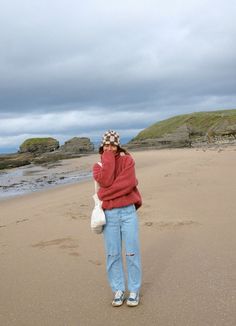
[0,157,92,200]
[0,148,236,326]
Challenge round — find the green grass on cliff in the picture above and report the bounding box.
[131,109,236,141]
[21,137,57,146]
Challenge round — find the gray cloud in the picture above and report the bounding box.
[0,0,236,150]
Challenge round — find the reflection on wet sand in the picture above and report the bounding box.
[0,161,92,200]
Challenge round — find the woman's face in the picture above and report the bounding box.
[103,144,118,153]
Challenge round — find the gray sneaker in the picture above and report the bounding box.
[126,292,140,307]
[112,290,125,307]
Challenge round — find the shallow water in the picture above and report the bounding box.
[0,163,92,200]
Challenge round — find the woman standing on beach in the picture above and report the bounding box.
[93,130,142,307]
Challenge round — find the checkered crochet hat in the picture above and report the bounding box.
[101,130,120,147]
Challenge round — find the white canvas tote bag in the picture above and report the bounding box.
[91,162,106,234]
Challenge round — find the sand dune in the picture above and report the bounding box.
[0,148,236,326]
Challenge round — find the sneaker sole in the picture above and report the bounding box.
[126,301,139,307]
[112,301,124,307]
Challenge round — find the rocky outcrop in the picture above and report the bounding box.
[0,153,33,170]
[19,138,59,154]
[127,125,192,150]
[127,110,236,150]
[60,137,94,153]
[128,128,236,150]
[1,137,95,170]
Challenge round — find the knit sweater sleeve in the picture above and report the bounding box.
[98,155,138,200]
[93,151,115,187]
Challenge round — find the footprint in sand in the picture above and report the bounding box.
[68,213,88,220]
[69,252,80,257]
[32,237,72,248]
[143,219,199,230]
[32,237,80,257]
[16,218,29,224]
[144,222,153,227]
[78,214,88,220]
[70,215,79,220]
[88,259,102,266]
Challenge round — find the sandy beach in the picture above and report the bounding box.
[0,147,236,326]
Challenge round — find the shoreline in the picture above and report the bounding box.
[0,155,98,201]
[1,145,236,202]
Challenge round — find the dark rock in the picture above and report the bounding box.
[0,153,33,170]
[31,151,83,165]
[0,137,95,170]
[60,137,94,153]
[19,138,59,154]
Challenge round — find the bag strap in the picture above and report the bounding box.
[94,181,98,193]
[94,162,102,193]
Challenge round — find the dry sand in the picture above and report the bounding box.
[0,148,236,326]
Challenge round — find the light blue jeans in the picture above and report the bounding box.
[103,204,142,293]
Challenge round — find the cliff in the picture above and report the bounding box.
[127,109,236,149]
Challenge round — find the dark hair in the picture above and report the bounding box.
[99,145,129,155]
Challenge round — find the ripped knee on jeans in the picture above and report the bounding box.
[126,253,135,256]
[107,253,120,257]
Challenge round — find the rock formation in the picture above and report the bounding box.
[1,137,95,170]
[0,153,33,170]
[127,109,236,150]
[128,124,191,149]
[60,137,94,153]
[19,138,59,154]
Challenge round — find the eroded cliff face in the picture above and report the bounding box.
[127,125,192,149]
[127,111,236,150]
[128,127,236,150]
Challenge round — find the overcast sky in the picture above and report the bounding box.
[0,0,236,152]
